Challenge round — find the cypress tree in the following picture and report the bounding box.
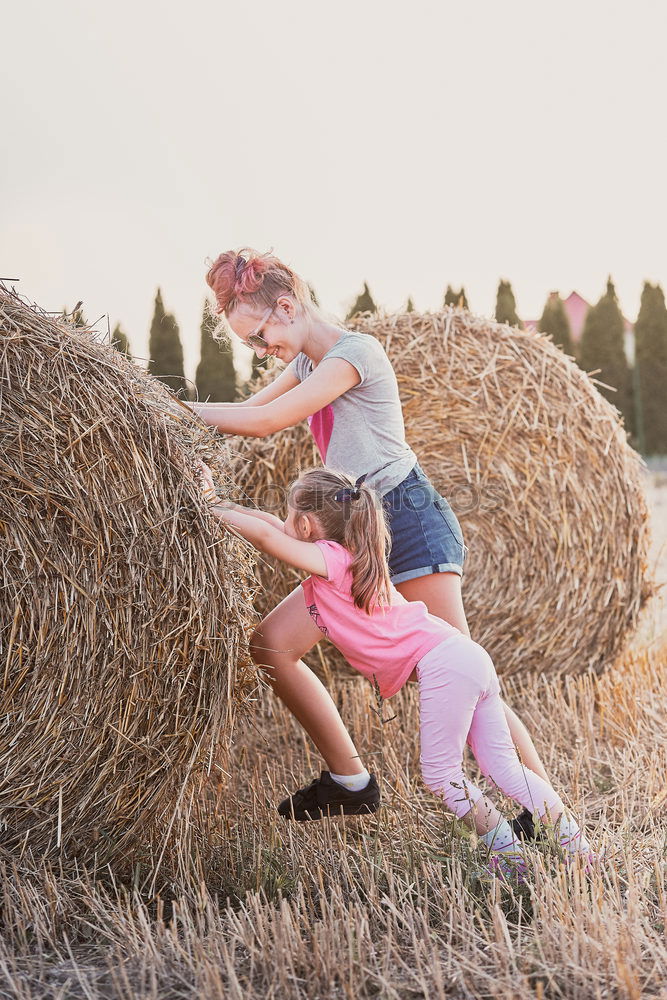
[250,353,273,380]
[308,283,320,307]
[634,282,667,454]
[578,278,634,433]
[111,323,132,359]
[62,302,87,328]
[346,282,377,320]
[495,280,522,328]
[537,292,574,355]
[148,289,188,397]
[195,301,236,402]
[406,296,415,313]
[444,285,469,309]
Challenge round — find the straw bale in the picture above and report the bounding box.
[230,308,652,679]
[0,287,257,875]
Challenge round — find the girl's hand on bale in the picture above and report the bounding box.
[196,461,219,504]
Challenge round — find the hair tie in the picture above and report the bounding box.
[334,473,368,503]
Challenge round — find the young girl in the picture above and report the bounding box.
[200,463,593,871]
[193,247,549,832]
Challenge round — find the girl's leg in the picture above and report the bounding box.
[420,638,590,859]
[467,685,593,856]
[467,685,564,823]
[418,640,507,836]
[250,586,366,776]
[397,571,550,783]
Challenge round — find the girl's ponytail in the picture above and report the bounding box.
[289,468,392,615]
[343,488,392,613]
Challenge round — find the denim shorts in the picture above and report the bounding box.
[383,462,466,584]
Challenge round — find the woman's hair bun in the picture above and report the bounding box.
[205,248,313,317]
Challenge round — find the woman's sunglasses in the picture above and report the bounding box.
[245,304,276,352]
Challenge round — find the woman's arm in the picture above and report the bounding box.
[210,504,327,577]
[195,358,360,437]
[189,366,301,418]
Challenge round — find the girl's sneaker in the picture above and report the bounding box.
[564,848,601,873]
[483,853,529,883]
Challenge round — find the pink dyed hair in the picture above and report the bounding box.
[206,248,315,317]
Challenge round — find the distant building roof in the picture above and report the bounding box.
[563,291,590,341]
[525,290,633,341]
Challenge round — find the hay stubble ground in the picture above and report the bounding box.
[0,291,664,998]
[645,469,667,634]
[0,487,665,999]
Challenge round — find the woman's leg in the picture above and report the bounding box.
[396,571,470,635]
[397,571,550,783]
[250,586,366,776]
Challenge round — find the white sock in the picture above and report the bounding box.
[556,813,591,855]
[330,768,371,792]
[481,819,525,859]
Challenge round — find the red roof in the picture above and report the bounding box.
[525,290,634,341]
[563,291,590,340]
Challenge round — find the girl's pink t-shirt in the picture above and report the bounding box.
[301,540,459,698]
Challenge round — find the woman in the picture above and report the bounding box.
[194,248,549,829]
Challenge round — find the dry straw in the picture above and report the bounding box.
[0,286,257,879]
[231,307,652,678]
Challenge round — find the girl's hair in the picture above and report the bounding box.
[206,247,317,319]
[289,468,392,615]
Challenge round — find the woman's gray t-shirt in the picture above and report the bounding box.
[286,330,417,497]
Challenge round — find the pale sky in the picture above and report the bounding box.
[2,0,666,378]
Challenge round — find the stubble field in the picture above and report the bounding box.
[645,469,667,633]
[0,474,665,999]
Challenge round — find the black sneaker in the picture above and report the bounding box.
[512,807,547,842]
[277,771,380,821]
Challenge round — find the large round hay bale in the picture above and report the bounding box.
[230,308,652,678]
[0,288,257,876]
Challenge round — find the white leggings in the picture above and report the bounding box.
[417,636,564,820]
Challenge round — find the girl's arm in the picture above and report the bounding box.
[210,504,327,578]
[189,365,301,416]
[198,462,285,531]
[193,358,361,437]
[219,500,285,532]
